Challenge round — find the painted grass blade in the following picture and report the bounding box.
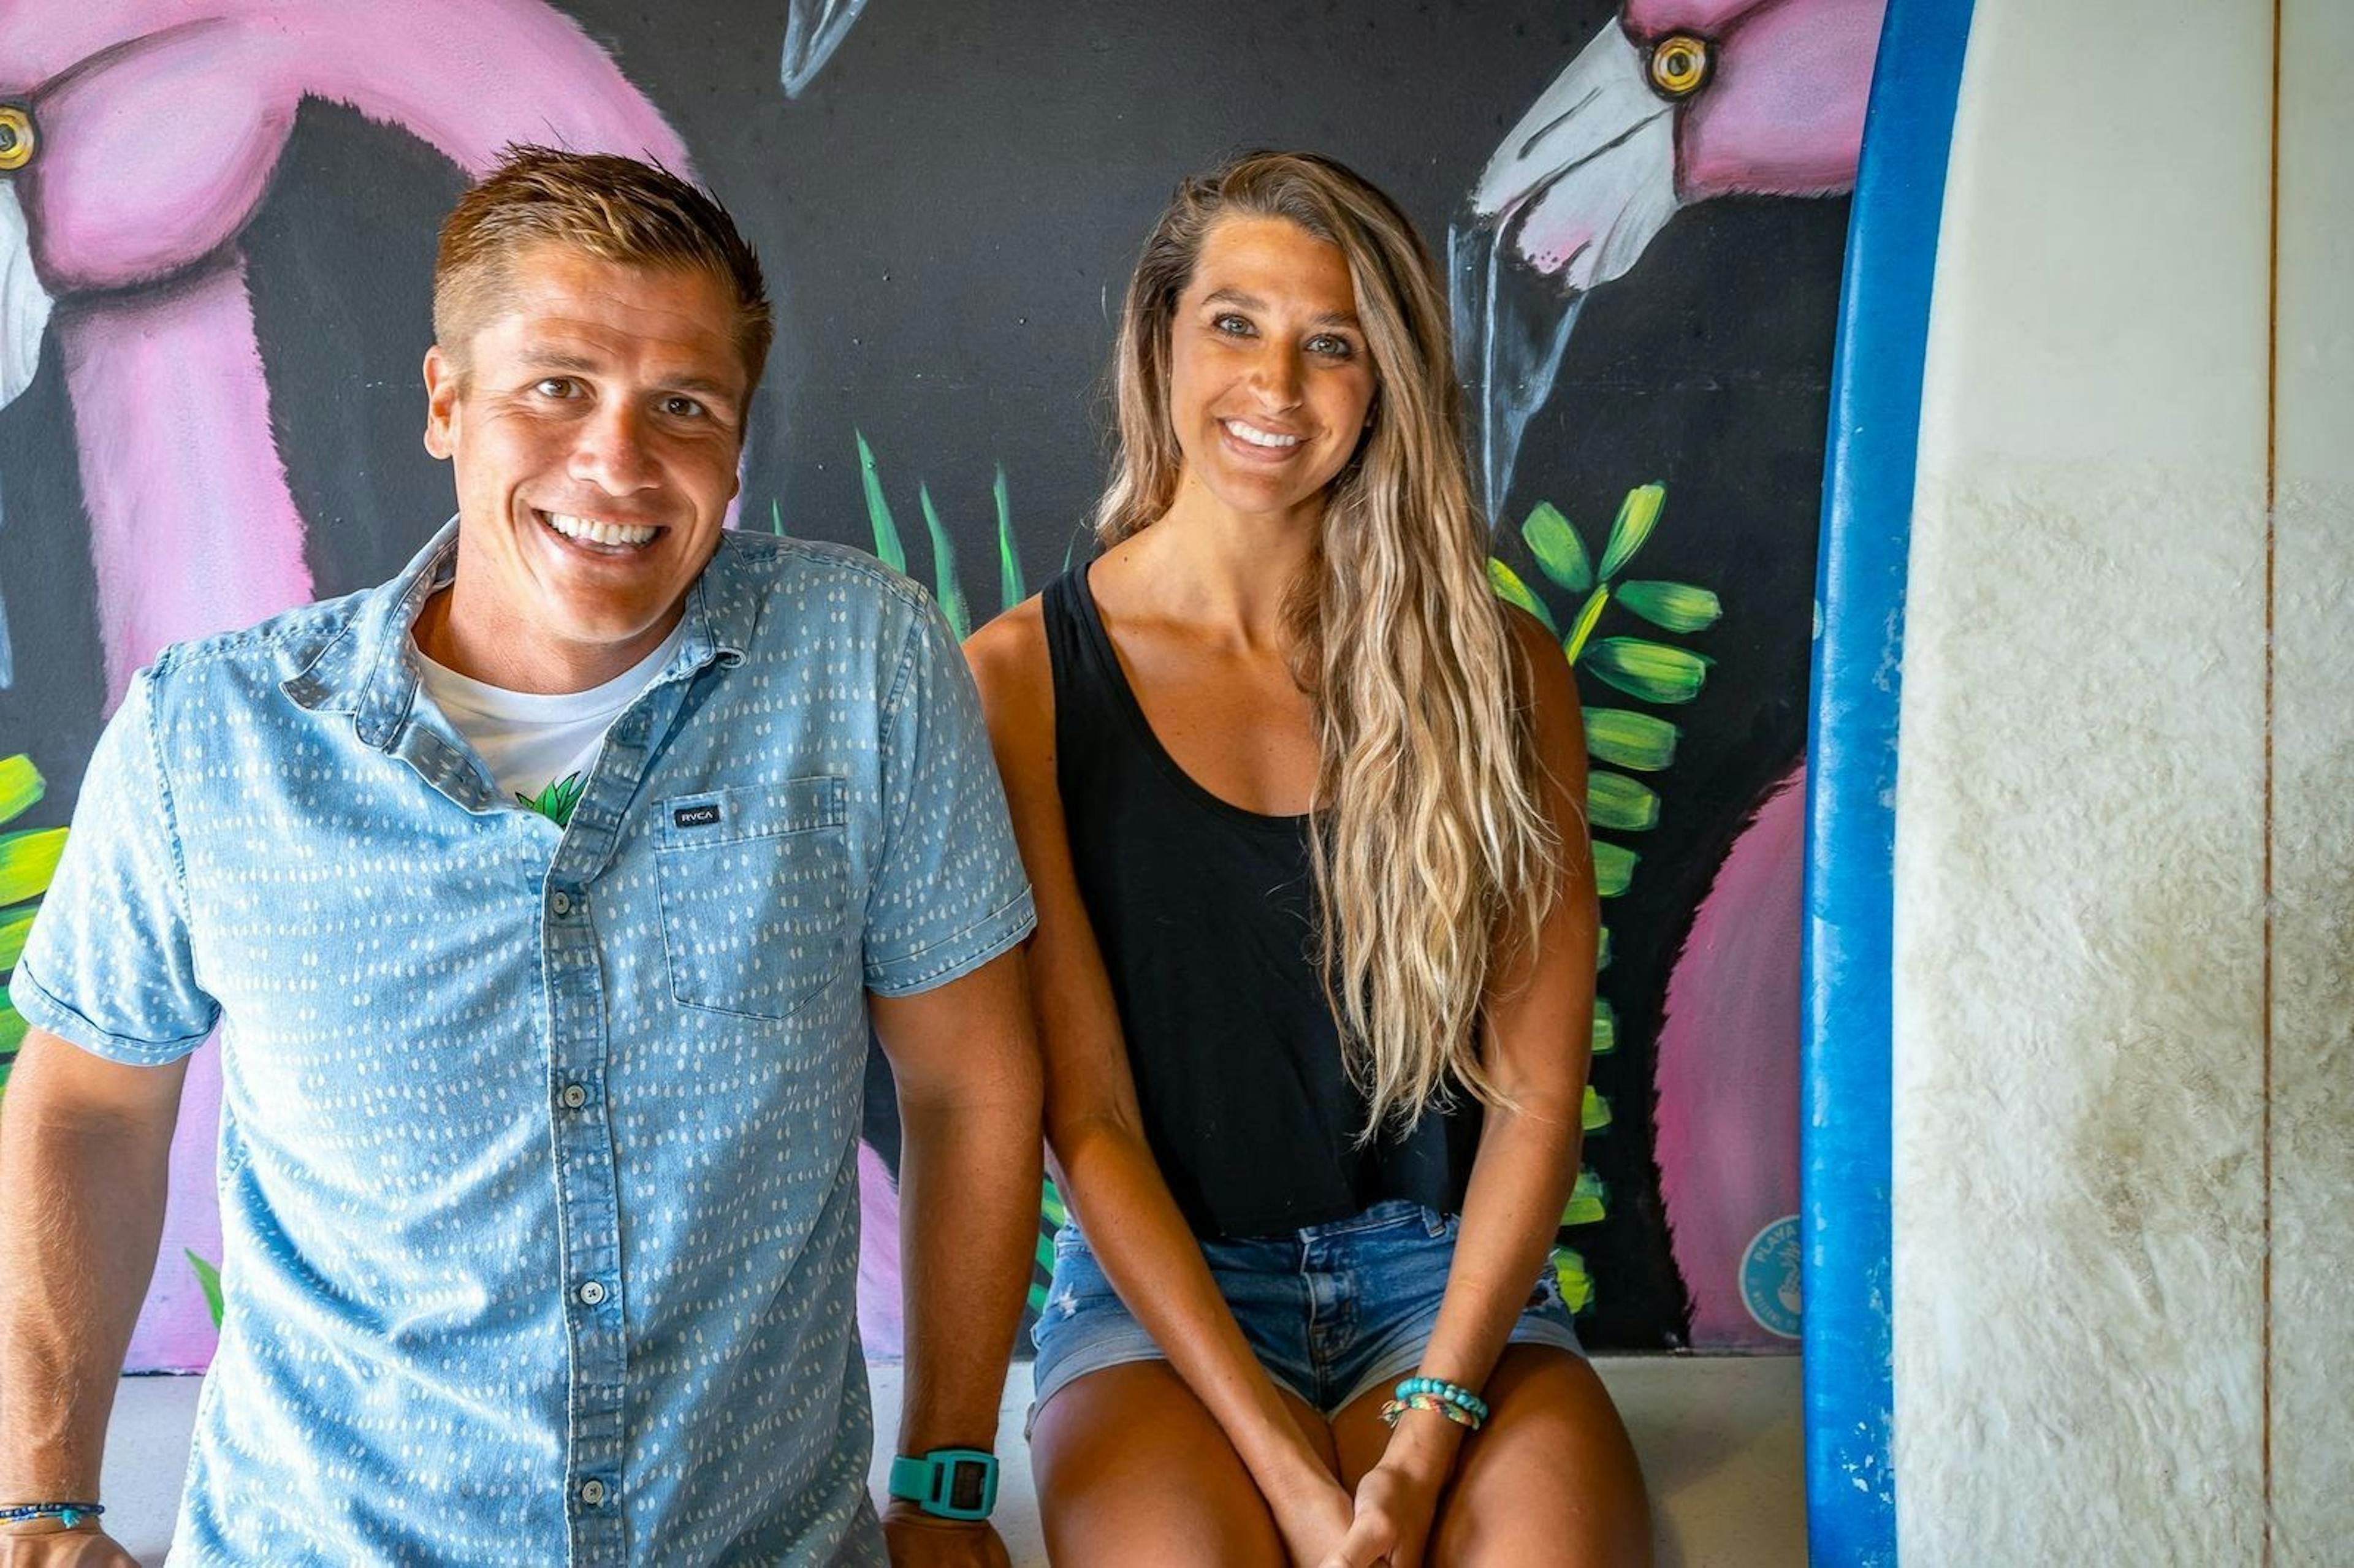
[0,907,34,970]
[1584,708,1679,771]
[1563,586,1610,665]
[1551,1246,1596,1314]
[918,484,972,639]
[1487,558,1558,634]
[1585,637,1712,706]
[1581,1085,1612,1132]
[995,468,1025,611]
[1614,579,1721,633]
[855,432,907,573]
[1587,771,1660,832]
[1591,998,1617,1056]
[185,1250,225,1328]
[1596,482,1666,581]
[1592,839,1637,898]
[1520,501,1593,592]
[0,828,66,907]
[1563,1166,1609,1225]
[0,755,42,826]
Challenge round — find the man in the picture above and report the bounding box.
[0,149,1041,1566]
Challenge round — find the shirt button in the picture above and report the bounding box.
[549,891,573,916]
[577,1280,607,1306]
[579,1479,608,1507]
[560,1084,589,1110]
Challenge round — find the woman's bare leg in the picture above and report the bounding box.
[1031,1360,1339,1567]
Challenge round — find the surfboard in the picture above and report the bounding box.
[1810,0,2350,1559]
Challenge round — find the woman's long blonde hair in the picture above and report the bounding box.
[1096,150,1564,1138]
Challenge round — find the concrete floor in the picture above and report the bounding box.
[104,1355,1802,1564]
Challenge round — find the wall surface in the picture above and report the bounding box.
[0,0,1872,1368]
[1894,0,2348,1559]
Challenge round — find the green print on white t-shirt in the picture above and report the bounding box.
[517,771,586,828]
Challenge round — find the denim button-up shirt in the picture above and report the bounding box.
[12,524,1035,1565]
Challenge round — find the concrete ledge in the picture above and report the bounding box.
[106,1355,1800,1565]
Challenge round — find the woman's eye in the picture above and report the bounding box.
[1213,313,1255,338]
[1308,334,1355,359]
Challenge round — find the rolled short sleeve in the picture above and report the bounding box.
[861,600,1035,995]
[9,667,218,1063]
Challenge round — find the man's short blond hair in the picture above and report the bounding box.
[434,146,773,392]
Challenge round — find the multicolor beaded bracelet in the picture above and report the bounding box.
[1395,1376,1491,1425]
[1381,1393,1484,1431]
[0,1502,105,1530]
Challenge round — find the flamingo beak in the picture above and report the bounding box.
[1453,22,1682,523]
[0,182,54,411]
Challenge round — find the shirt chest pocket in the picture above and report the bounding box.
[655,776,851,1022]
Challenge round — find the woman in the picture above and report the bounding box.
[966,151,1650,1567]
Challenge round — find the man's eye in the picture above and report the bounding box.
[535,378,581,398]
[661,395,707,419]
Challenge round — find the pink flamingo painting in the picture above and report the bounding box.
[1455,1,1881,1344]
[1457,0,1884,519]
[0,1,693,707]
[0,0,703,1370]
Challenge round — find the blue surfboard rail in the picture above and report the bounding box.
[1803,1,1975,1561]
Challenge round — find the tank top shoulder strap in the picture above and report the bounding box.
[1040,563,1137,783]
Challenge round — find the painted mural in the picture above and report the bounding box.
[0,0,1874,1366]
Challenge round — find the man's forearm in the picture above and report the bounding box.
[0,1039,179,1498]
[892,1092,1042,1456]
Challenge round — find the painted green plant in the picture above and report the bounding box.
[851,432,1027,640]
[1493,482,1723,1313]
[517,771,587,829]
[187,1248,226,1330]
[0,754,64,1108]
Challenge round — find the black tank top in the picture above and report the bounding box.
[1043,565,1477,1238]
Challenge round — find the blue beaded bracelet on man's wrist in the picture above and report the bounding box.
[0,1502,105,1530]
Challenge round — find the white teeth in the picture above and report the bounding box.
[544,512,658,547]
[1224,419,1302,449]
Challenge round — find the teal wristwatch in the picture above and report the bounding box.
[886,1448,999,1521]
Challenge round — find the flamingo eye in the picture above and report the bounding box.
[1648,34,1711,99]
[0,105,35,172]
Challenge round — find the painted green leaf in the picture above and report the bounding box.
[0,1002,24,1054]
[1595,482,1666,581]
[1584,637,1712,706]
[918,484,972,640]
[1592,839,1638,898]
[0,755,43,827]
[996,468,1026,612]
[1040,1176,1067,1229]
[855,431,907,573]
[1487,558,1558,634]
[1596,926,1612,972]
[1033,1230,1056,1274]
[1586,771,1659,833]
[516,772,585,829]
[1563,586,1610,665]
[0,828,67,908]
[1520,502,1592,593]
[769,499,787,537]
[1550,1246,1596,1314]
[1027,1281,1049,1315]
[186,1249,225,1329]
[1614,579,1721,633]
[1563,1167,1609,1227]
[1584,708,1679,772]
[1582,1086,1612,1132]
[0,907,35,971]
[1591,998,1617,1056]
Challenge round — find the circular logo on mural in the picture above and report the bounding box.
[1740,1215,1803,1339]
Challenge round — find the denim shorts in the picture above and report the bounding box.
[1027,1199,1583,1427]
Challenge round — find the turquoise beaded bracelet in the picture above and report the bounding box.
[1394,1376,1490,1425]
[0,1502,105,1530]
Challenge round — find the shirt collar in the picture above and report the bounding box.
[283,520,753,751]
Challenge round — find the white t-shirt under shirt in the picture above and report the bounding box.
[414,620,687,821]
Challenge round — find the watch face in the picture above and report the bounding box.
[947,1460,989,1513]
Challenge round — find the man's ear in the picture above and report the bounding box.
[422,345,459,460]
